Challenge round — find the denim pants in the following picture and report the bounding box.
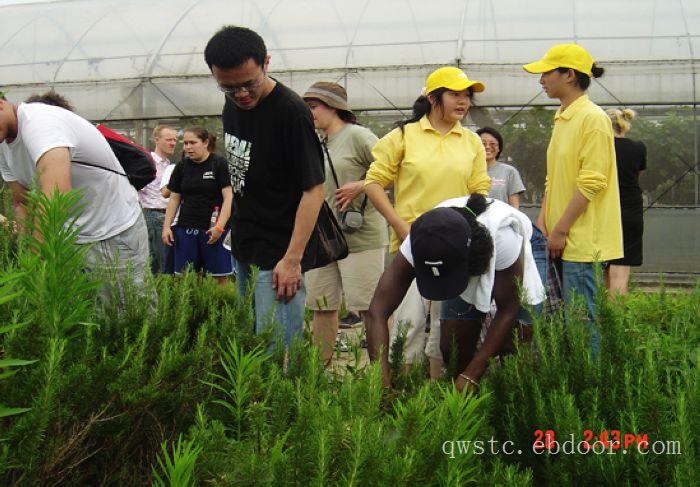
[561,261,600,357]
[530,225,548,285]
[143,209,167,274]
[530,224,548,316]
[235,260,306,349]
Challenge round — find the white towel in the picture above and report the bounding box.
[437,197,546,313]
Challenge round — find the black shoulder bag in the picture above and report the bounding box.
[301,139,349,272]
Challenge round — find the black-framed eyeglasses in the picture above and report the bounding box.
[217,71,265,95]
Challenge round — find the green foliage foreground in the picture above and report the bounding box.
[0,190,697,485]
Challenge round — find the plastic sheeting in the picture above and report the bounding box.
[1,0,699,120]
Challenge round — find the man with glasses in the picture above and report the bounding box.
[204,26,325,348]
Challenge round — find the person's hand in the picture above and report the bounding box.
[455,374,479,395]
[162,227,174,246]
[547,228,567,259]
[536,213,548,237]
[0,215,16,234]
[335,181,364,212]
[206,225,224,245]
[396,220,411,242]
[272,256,302,304]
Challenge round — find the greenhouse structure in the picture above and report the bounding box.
[0,4,698,485]
[1,0,698,276]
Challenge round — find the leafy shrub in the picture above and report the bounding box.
[0,271,35,420]
[0,189,263,485]
[0,188,696,485]
[484,285,699,484]
[152,433,202,487]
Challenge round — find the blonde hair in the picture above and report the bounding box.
[606,108,636,136]
[152,124,174,139]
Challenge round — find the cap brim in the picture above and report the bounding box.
[522,60,556,74]
[414,260,471,301]
[442,79,485,93]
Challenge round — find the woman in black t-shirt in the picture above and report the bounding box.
[162,127,233,285]
[605,109,647,295]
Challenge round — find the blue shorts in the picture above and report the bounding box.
[173,227,233,276]
[440,296,487,321]
[440,295,533,325]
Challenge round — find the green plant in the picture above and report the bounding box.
[202,338,266,441]
[151,434,202,487]
[0,272,36,418]
[0,182,695,485]
[16,188,100,338]
[484,285,699,485]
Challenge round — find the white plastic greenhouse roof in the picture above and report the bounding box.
[1,0,699,120]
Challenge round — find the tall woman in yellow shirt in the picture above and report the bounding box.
[364,66,491,372]
[523,44,622,357]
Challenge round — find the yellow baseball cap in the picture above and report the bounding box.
[425,67,485,95]
[523,43,594,77]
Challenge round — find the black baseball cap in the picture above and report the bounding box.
[410,207,472,301]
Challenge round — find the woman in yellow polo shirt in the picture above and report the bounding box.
[523,44,623,357]
[364,66,491,373]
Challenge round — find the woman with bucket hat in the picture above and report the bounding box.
[363,66,491,376]
[523,44,623,356]
[302,81,387,364]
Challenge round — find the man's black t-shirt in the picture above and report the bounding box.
[222,81,325,269]
[168,154,231,229]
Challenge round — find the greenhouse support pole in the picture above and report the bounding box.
[142,80,148,148]
[693,103,700,207]
[681,0,699,205]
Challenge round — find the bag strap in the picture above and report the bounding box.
[322,137,369,214]
[357,172,368,215]
[358,193,368,214]
[72,160,128,178]
[321,138,340,189]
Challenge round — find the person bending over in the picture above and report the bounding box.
[366,194,544,393]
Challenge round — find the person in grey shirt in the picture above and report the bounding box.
[477,127,553,319]
[477,127,525,208]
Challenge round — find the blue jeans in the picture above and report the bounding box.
[143,209,167,274]
[531,224,548,285]
[561,261,600,356]
[235,260,306,349]
[530,224,548,316]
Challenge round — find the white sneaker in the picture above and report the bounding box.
[335,331,349,352]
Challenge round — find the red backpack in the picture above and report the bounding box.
[73,124,156,190]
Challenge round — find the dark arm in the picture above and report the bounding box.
[366,252,415,387]
[456,255,523,389]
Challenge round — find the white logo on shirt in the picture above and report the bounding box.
[225,133,252,196]
[203,171,215,180]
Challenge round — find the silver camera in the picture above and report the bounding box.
[341,210,364,232]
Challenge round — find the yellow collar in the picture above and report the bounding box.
[555,94,590,121]
[419,115,463,136]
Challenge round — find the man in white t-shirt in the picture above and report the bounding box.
[138,125,177,274]
[366,195,544,393]
[0,93,150,308]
